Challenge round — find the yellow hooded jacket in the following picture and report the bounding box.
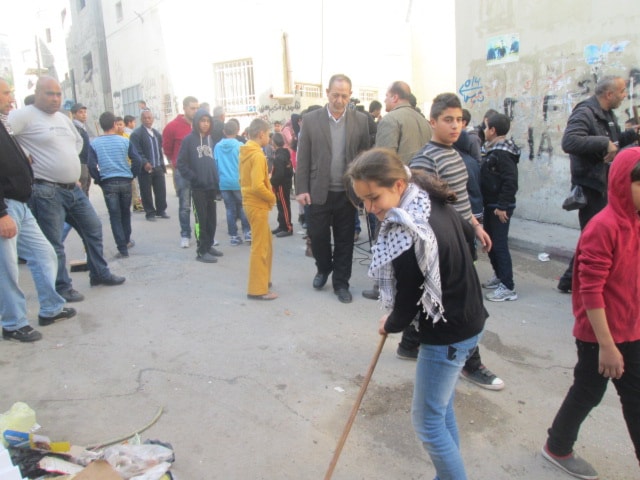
[239,139,276,209]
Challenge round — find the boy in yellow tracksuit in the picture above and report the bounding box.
[239,119,277,300]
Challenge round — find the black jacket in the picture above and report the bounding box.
[481,138,520,209]
[176,110,220,191]
[0,120,33,217]
[562,95,638,193]
[384,197,487,345]
[270,147,292,189]
[129,125,165,173]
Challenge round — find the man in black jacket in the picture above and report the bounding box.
[557,75,640,292]
[0,78,75,342]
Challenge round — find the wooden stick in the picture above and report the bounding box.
[324,334,387,480]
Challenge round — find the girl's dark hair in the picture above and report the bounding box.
[345,148,456,204]
[272,132,285,148]
[631,160,640,182]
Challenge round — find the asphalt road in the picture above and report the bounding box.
[2,179,636,479]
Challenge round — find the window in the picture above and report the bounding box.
[294,83,322,98]
[78,0,86,10]
[213,58,255,114]
[163,94,173,117]
[358,88,378,104]
[121,84,142,117]
[82,53,93,74]
[46,28,52,43]
[115,2,123,22]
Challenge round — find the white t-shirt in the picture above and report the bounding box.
[9,105,83,184]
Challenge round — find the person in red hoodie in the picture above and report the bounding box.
[162,96,198,248]
[542,146,640,480]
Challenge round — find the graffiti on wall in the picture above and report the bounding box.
[458,76,484,105]
[258,101,301,115]
[463,39,638,166]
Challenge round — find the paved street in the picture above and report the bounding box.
[2,177,636,479]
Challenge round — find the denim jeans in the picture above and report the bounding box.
[483,206,514,290]
[101,178,133,254]
[174,169,192,238]
[220,190,250,237]
[29,182,111,292]
[412,333,481,480]
[1,200,65,330]
[546,339,640,461]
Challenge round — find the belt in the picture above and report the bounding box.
[34,179,77,190]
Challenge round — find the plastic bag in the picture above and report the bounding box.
[0,403,37,447]
[103,444,174,479]
[562,185,587,211]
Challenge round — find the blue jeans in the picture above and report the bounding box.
[101,178,133,254]
[174,169,192,238]
[220,190,250,237]
[412,333,481,480]
[29,182,111,292]
[483,206,514,290]
[1,200,66,330]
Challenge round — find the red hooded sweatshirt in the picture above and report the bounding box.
[572,147,640,343]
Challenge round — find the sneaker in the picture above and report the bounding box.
[481,275,501,289]
[208,246,224,257]
[212,239,220,246]
[244,232,252,243]
[127,239,135,249]
[59,288,85,303]
[180,237,190,248]
[271,227,284,234]
[2,325,42,342]
[396,345,418,361]
[90,274,126,286]
[230,236,242,246]
[485,283,518,302]
[541,444,598,480]
[276,230,293,238]
[461,365,505,390]
[196,252,218,263]
[38,307,77,326]
[115,251,129,259]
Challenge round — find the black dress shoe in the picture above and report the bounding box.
[90,274,126,286]
[313,272,329,289]
[156,212,170,219]
[334,288,353,304]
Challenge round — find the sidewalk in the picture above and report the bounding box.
[509,217,579,262]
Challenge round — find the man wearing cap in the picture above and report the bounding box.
[71,103,91,196]
[8,76,125,303]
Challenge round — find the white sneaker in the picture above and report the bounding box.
[481,275,501,289]
[485,283,518,302]
[212,239,220,246]
[180,237,190,248]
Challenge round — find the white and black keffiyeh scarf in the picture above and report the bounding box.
[368,182,445,324]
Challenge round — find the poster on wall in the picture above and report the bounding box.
[486,33,520,65]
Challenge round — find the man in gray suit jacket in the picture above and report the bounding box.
[295,74,370,303]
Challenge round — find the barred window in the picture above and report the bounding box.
[163,94,173,117]
[213,59,256,114]
[294,83,322,98]
[121,84,142,117]
[358,88,378,104]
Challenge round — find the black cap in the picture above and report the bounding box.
[70,103,86,113]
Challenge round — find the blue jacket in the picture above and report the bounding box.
[214,137,243,190]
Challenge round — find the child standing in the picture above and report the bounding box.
[87,112,142,258]
[214,121,251,246]
[177,109,223,263]
[240,119,277,300]
[542,147,640,480]
[480,113,520,302]
[270,132,293,237]
[347,148,487,480]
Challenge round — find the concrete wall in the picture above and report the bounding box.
[455,0,640,227]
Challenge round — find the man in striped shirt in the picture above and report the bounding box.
[408,92,505,391]
[88,112,142,258]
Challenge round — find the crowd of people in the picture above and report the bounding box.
[2,72,640,480]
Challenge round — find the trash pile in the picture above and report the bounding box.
[0,402,174,480]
